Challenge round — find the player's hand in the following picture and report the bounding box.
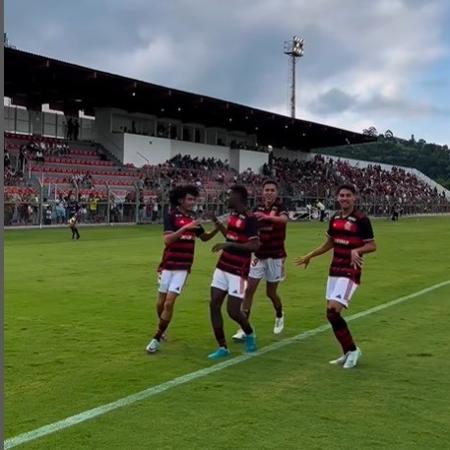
[351,250,363,269]
[295,255,311,269]
[205,211,218,221]
[183,219,202,230]
[254,211,267,221]
[212,243,226,253]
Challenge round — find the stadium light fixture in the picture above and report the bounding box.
[284,35,305,119]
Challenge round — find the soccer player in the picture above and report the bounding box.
[295,184,377,369]
[208,185,260,359]
[232,180,288,342]
[67,195,81,240]
[146,185,219,354]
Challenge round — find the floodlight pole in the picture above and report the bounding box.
[284,36,304,119]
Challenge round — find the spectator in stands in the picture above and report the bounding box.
[88,194,98,222]
[35,148,44,163]
[66,118,74,140]
[44,204,53,225]
[74,119,80,141]
[316,200,326,222]
[4,150,11,168]
[152,199,159,222]
[55,199,66,224]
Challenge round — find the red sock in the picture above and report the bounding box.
[327,309,356,353]
[154,318,170,341]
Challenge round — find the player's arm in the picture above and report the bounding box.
[198,225,221,242]
[212,215,260,252]
[294,236,334,269]
[163,219,202,246]
[258,212,288,224]
[212,237,260,253]
[210,214,227,237]
[351,217,377,268]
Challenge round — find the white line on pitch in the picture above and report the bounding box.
[5,279,450,449]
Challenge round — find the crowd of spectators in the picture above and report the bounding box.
[4,138,450,225]
[264,154,447,205]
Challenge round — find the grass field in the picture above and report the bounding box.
[5,217,450,449]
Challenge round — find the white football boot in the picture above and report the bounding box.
[343,348,362,369]
[146,338,160,354]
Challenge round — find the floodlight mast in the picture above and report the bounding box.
[284,35,304,119]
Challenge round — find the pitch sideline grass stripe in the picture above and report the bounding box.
[5,279,450,449]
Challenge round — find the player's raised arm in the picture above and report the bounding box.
[163,219,202,246]
[295,236,334,268]
[209,213,227,238]
[199,224,221,242]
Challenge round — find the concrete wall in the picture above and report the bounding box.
[124,134,171,166]
[273,147,312,161]
[171,140,230,162]
[236,149,268,173]
[94,108,125,161]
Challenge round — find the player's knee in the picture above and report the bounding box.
[209,299,220,311]
[266,289,276,300]
[226,303,239,320]
[326,308,340,323]
[164,299,175,311]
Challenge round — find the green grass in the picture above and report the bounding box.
[5,217,450,449]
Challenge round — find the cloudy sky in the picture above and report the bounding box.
[6,0,450,145]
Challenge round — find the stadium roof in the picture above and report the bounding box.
[5,47,375,150]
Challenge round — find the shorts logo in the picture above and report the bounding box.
[336,294,342,299]
[175,287,180,291]
[232,290,238,294]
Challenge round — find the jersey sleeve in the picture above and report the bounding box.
[246,215,259,239]
[277,203,289,216]
[358,216,375,241]
[163,212,175,233]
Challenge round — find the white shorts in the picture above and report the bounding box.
[326,277,358,308]
[211,268,246,299]
[158,270,188,295]
[249,257,286,283]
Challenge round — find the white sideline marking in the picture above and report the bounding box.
[5,280,450,449]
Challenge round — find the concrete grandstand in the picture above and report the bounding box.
[4,47,449,226]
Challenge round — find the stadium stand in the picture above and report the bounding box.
[4,47,450,226]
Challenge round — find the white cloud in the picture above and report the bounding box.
[5,0,450,143]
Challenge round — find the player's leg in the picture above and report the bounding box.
[155,271,187,338]
[266,258,285,334]
[153,290,178,340]
[147,271,185,353]
[227,295,257,352]
[232,257,263,342]
[156,292,165,318]
[208,286,230,359]
[155,291,169,340]
[266,282,284,334]
[232,276,260,342]
[326,277,360,368]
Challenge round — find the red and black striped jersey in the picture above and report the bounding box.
[254,201,288,259]
[217,211,258,278]
[158,209,205,272]
[327,210,374,284]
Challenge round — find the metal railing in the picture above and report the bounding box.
[4,187,450,227]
